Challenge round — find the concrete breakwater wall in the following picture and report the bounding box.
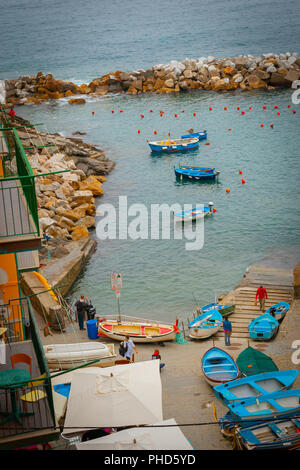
[3,52,300,106]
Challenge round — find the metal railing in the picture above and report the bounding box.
[0,297,57,445]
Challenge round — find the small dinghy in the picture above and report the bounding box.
[265,301,290,321]
[213,370,299,404]
[174,165,220,181]
[181,129,207,140]
[148,137,199,153]
[97,315,177,343]
[201,347,239,386]
[236,347,278,377]
[227,389,300,422]
[249,313,279,340]
[44,342,116,370]
[201,302,235,317]
[189,310,223,339]
[236,415,300,450]
[173,204,213,222]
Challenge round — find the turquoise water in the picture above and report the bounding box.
[2,0,300,320]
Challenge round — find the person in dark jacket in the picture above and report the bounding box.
[75,295,89,330]
[223,316,232,346]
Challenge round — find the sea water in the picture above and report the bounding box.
[1,0,300,321]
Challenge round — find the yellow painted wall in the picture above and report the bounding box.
[0,253,24,341]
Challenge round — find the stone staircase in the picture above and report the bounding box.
[214,286,293,340]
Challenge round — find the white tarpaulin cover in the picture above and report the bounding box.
[75,419,193,450]
[63,360,163,434]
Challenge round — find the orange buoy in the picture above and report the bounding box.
[174,113,177,118]
[111,110,114,113]
[228,128,232,131]
[182,110,185,113]
[141,114,144,118]
[288,104,291,108]
[205,142,210,145]
[209,107,212,111]
[241,111,245,115]
[168,132,171,137]
[226,188,230,193]
[92,111,95,115]
[239,170,243,174]
[241,179,245,184]
[154,130,157,134]
[270,124,274,128]
[277,112,280,115]
[237,106,240,110]
[249,106,252,110]
[138,129,141,134]
[260,124,264,127]
[274,105,278,109]
[224,106,227,110]
[120,110,123,113]
[293,109,296,114]
[263,106,267,109]
[193,112,196,116]
[212,208,217,213]
[150,109,153,112]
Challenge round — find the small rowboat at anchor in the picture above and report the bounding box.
[97,315,178,343]
[147,137,199,153]
[189,310,223,339]
[174,165,220,181]
[173,202,214,222]
[181,129,207,140]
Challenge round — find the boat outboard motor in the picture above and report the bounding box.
[86,300,96,321]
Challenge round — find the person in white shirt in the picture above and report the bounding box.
[124,336,138,362]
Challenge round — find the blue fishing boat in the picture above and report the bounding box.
[201,347,240,386]
[227,389,300,422]
[147,137,199,153]
[189,310,223,340]
[265,301,290,321]
[173,204,212,222]
[213,370,299,404]
[201,302,235,317]
[248,313,279,340]
[174,165,220,181]
[236,415,300,450]
[181,130,207,140]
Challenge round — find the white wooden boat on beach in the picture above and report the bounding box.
[97,315,178,343]
[44,342,116,370]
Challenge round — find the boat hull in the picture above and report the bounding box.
[181,131,207,140]
[97,317,177,343]
[201,347,239,386]
[148,137,199,153]
[189,324,221,339]
[173,205,211,222]
[265,302,290,321]
[189,310,222,340]
[249,313,279,340]
[175,168,219,181]
[44,342,116,370]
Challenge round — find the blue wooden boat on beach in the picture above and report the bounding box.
[189,310,223,340]
[213,370,299,404]
[174,165,220,181]
[201,302,235,317]
[227,389,300,422]
[249,313,279,340]
[173,204,212,222]
[201,347,240,386]
[147,137,199,153]
[265,301,290,321]
[181,130,207,140]
[236,415,300,450]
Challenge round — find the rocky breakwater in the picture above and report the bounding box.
[2,52,300,105]
[11,115,115,242]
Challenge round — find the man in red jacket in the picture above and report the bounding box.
[256,285,268,312]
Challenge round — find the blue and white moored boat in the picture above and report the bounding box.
[248,313,279,340]
[265,302,290,321]
[201,303,235,317]
[173,203,213,222]
[147,137,199,153]
[236,416,300,450]
[227,389,300,422]
[213,370,299,404]
[174,165,220,181]
[201,347,240,386]
[181,130,207,140]
[189,310,223,340]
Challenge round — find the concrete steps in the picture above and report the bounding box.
[214,286,293,340]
